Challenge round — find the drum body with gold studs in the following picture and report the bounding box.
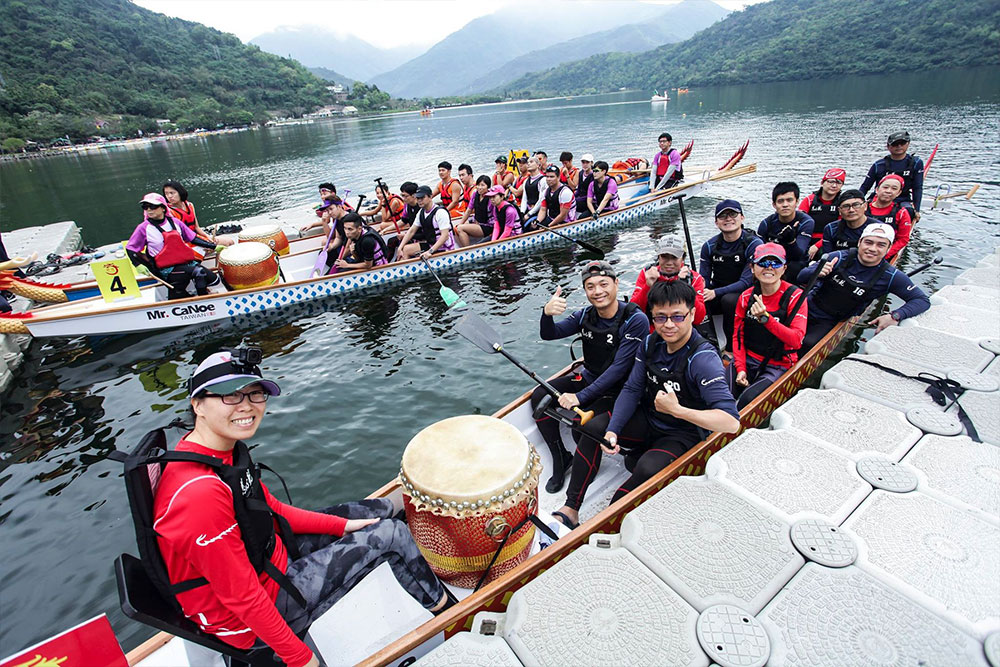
[400,415,541,588]
[238,224,290,256]
[218,242,279,290]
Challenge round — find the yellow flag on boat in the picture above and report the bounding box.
[508,149,530,175]
[91,258,141,302]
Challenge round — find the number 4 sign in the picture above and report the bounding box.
[91,258,141,302]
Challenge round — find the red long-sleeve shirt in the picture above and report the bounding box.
[866,201,912,259]
[733,282,807,374]
[630,266,707,328]
[153,438,347,667]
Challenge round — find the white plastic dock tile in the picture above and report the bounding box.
[955,266,1000,288]
[903,434,1000,519]
[987,632,1000,667]
[415,622,522,667]
[759,563,988,666]
[906,301,1000,341]
[770,388,921,460]
[620,476,803,614]
[706,429,872,523]
[789,518,858,567]
[855,457,918,493]
[932,283,1000,311]
[983,339,1000,354]
[845,490,1000,637]
[504,541,708,666]
[696,605,770,667]
[953,388,1000,447]
[821,353,946,411]
[864,324,994,373]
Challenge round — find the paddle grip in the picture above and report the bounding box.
[574,408,594,425]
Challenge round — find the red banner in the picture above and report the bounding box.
[0,615,127,667]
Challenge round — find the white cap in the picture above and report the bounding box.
[859,222,895,244]
[580,153,594,162]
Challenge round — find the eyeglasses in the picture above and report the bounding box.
[205,389,270,405]
[839,202,865,210]
[651,309,693,324]
[822,179,843,185]
[889,140,909,147]
[754,258,785,268]
[716,211,740,221]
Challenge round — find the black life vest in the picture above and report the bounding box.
[710,229,756,288]
[544,184,567,219]
[470,191,490,225]
[808,190,839,231]
[811,250,891,321]
[524,175,544,208]
[743,284,798,359]
[575,171,595,213]
[866,200,903,231]
[880,153,917,199]
[358,227,389,266]
[401,203,418,227]
[581,300,639,379]
[830,216,877,251]
[494,202,525,237]
[109,427,305,613]
[642,331,712,432]
[418,205,449,243]
[590,177,617,211]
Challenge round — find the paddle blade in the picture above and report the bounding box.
[439,286,466,309]
[454,312,502,354]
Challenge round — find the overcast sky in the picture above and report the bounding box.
[132,0,764,49]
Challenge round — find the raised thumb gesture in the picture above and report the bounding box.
[544,285,568,316]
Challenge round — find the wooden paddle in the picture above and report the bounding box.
[454,311,594,424]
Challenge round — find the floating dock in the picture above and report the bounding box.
[416,248,1000,667]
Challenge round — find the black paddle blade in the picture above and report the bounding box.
[576,239,605,258]
[454,312,503,354]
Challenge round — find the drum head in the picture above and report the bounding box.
[219,241,273,265]
[402,415,532,503]
[238,224,281,241]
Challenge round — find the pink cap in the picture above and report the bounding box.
[823,168,846,183]
[753,242,786,262]
[486,185,506,197]
[139,192,168,207]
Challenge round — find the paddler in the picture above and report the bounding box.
[492,156,515,189]
[383,182,420,259]
[486,185,523,241]
[537,165,576,227]
[558,151,579,190]
[514,156,548,227]
[530,261,649,493]
[533,150,549,172]
[727,243,806,409]
[511,154,531,206]
[574,153,596,219]
[630,237,707,329]
[859,131,924,223]
[798,223,930,351]
[141,348,455,667]
[126,193,219,300]
[431,161,465,218]
[586,161,620,218]
[454,176,494,247]
[457,164,476,207]
[820,189,878,254]
[650,132,684,191]
[699,199,763,350]
[314,196,352,268]
[551,280,740,530]
[334,216,390,271]
[395,185,456,260]
[162,180,233,247]
[866,174,913,259]
[802,168,846,259]
[756,182,814,281]
[368,185,407,235]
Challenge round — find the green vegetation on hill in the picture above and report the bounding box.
[0,0,329,144]
[502,0,1000,95]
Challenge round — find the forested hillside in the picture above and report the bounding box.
[503,0,1000,95]
[0,0,329,144]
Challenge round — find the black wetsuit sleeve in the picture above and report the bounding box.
[911,157,925,211]
[540,308,585,340]
[126,249,158,275]
[190,235,217,250]
[607,336,648,435]
[577,311,649,405]
[859,161,880,196]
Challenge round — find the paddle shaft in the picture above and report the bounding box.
[672,193,726,349]
[906,255,942,277]
[420,256,447,289]
[494,345,594,424]
[535,220,605,257]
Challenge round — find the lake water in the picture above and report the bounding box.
[1,66,998,656]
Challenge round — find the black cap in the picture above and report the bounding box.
[887,131,910,143]
[580,260,617,283]
[414,185,433,198]
[495,155,507,164]
[544,165,559,175]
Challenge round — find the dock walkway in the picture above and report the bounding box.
[416,249,1000,667]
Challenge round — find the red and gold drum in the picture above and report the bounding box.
[238,224,290,256]
[218,242,279,290]
[400,415,542,589]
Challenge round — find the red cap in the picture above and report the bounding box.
[823,168,846,183]
[753,242,786,262]
[878,174,905,187]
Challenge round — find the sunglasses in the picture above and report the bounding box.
[889,140,909,147]
[651,309,692,325]
[141,203,163,210]
[204,389,270,405]
[754,258,785,268]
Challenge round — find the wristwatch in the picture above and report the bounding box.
[759,313,770,323]
[890,311,902,322]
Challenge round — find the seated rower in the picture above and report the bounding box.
[802,168,845,259]
[573,154,595,220]
[487,185,523,241]
[757,182,814,282]
[127,193,219,300]
[699,199,763,350]
[510,155,531,207]
[431,162,465,219]
[454,176,493,247]
[650,132,684,191]
[457,164,476,207]
[369,186,407,235]
[630,237,707,330]
[384,182,420,259]
[553,281,740,529]
[396,185,456,260]
[533,150,549,172]
[859,130,924,223]
[492,156,515,190]
[163,180,233,247]
[333,216,390,271]
[537,165,576,227]
[866,174,913,259]
[529,261,649,493]
[299,183,351,235]
[728,243,806,410]
[145,349,454,667]
[516,157,548,227]
[820,189,878,256]
[559,151,579,190]
[587,161,620,218]
[799,223,930,352]
[314,197,353,268]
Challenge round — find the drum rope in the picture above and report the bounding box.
[474,515,559,592]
